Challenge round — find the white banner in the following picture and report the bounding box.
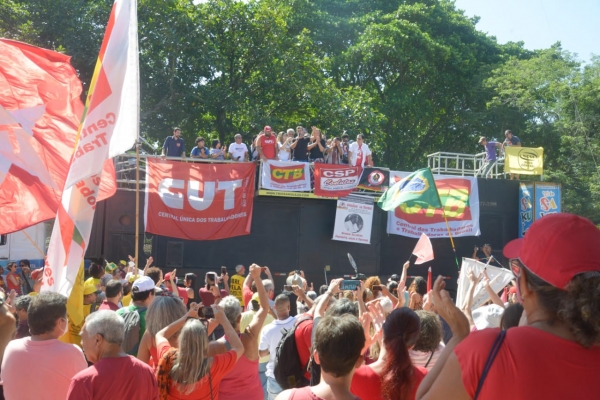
[455,258,514,310]
[332,195,374,244]
[261,160,311,191]
[387,171,480,238]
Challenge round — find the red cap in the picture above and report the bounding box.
[164,272,173,281]
[264,126,272,132]
[31,269,43,280]
[503,213,600,289]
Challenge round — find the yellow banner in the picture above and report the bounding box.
[504,147,544,175]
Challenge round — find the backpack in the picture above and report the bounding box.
[274,316,312,390]
[120,305,147,355]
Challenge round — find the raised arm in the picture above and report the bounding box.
[315,278,342,318]
[293,285,313,310]
[482,270,505,309]
[213,304,244,360]
[246,264,270,340]
[463,269,480,328]
[155,305,199,350]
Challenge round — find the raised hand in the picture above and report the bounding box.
[431,276,470,339]
[187,302,200,319]
[249,264,261,278]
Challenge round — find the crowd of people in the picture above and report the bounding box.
[0,213,599,399]
[161,126,374,168]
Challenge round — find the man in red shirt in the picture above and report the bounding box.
[98,280,122,311]
[257,126,278,161]
[67,310,158,400]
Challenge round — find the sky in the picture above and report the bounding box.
[454,0,599,63]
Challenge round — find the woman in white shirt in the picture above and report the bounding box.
[348,133,373,167]
[277,130,293,161]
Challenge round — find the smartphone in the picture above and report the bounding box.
[340,280,360,291]
[372,285,383,291]
[206,272,218,288]
[221,266,227,275]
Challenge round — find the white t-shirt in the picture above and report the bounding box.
[349,142,372,167]
[409,341,445,370]
[259,316,296,378]
[278,142,291,161]
[1,338,88,400]
[228,142,249,161]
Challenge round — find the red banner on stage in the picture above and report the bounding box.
[145,159,255,240]
[313,164,361,198]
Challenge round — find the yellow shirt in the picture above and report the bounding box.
[122,293,132,307]
[59,304,92,347]
[240,309,274,363]
[229,274,245,306]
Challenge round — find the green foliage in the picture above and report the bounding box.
[2,0,598,221]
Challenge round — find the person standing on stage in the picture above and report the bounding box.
[501,130,522,180]
[161,127,186,159]
[477,136,501,178]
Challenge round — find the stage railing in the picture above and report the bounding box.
[427,151,505,178]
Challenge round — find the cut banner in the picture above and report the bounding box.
[45,0,139,295]
[261,160,311,191]
[313,164,361,198]
[387,172,480,238]
[455,258,513,309]
[504,147,544,175]
[332,194,374,244]
[145,159,255,240]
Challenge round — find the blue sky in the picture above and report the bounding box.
[454,0,599,63]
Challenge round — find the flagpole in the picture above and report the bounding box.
[134,140,140,269]
[429,167,460,270]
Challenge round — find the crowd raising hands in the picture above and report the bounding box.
[0,214,599,399]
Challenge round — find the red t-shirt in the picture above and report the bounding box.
[293,314,314,380]
[455,326,600,399]
[243,286,253,310]
[167,286,189,304]
[158,342,237,400]
[258,134,277,159]
[98,300,120,311]
[350,364,427,400]
[67,356,158,400]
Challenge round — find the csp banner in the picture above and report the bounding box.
[534,182,561,220]
[314,164,361,198]
[261,160,311,191]
[387,172,480,238]
[504,147,544,175]
[518,183,534,237]
[145,158,255,240]
[332,195,374,244]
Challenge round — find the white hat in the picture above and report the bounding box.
[132,276,155,293]
[472,304,504,331]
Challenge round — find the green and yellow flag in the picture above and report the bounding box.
[378,168,442,211]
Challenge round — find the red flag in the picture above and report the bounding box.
[412,233,434,264]
[427,267,432,292]
[0,39,115,235]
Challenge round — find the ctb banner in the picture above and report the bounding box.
[261,160,311,191]
[387,172,480,238]
[314,164,361,198]
[145,159,255,240]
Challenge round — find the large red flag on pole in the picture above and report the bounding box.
[0,40,116,234]
[45,0,139,296]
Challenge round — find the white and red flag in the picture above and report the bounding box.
[0,40,115,234]
[45,0,139,295]
[412,232,434,265]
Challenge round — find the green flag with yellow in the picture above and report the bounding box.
[378,168,442,211]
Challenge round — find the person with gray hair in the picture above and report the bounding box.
[67,311,158,399]
[211,264,272,400]
[229,133,249,162]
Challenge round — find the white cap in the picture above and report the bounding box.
[132,276,155,292]
[286,274,304,287]
[472,304,504,331]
